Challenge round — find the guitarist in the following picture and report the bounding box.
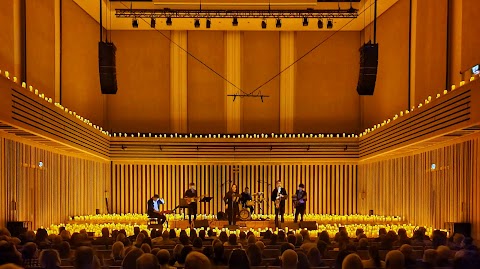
[184,182,198,224]
[271,180,288,226]
[147,194,167,224]
[294,183,307,223]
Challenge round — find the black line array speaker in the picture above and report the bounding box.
[453,223,471,237]
[98,42,118,94]
[357,44,379,95]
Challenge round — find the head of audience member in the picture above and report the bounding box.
[0,228,11,237]
[185,251,211,269]
[238,232,246,242]
[278,230,286,242]
[269,233,278,245]
[247,231,254,238]
[422,249,437,267]
[100,227,109,238]
[453,249,480,269]
[247,235,256,245]
[74,246,101,269]
[342,253,363,269]
[399,244,415,264]
[227,234,238,246]
[189,229,197,240]
[316,240,328,258]
[287,234,296,246]
[25,230,37,242]
[22,242,38,260]
[150,248,160,256]
[122,247,144,269]
[335,249,354,269]
[202,246,214,259]
[172,244,184,263]
[357,238,368,250]
[281,249,298,269]
[207,229,216,238]
[246,244,262,266]
[300,230,311,243]
[295,234,303,247]
[136,253,159,269]
[156,249,170,268]
[453,233,465,248]
[134,233,146,247]
[228,249,250,269]
[111,230,119,240]
[318,231,331,245]
[0,241,22,265]
[198,230,206,240]
[219,231,229,243]
[116,233,126,242]
[35,229,49,243]
[111,241,124,260]
[39,249,60,269]
[307,247,322,267]
[179,233,190,246]
[367,245,382,268]
[192,237,203,249]
[436,245,451,266]
[385,250,405,269]
[133,227,141,237]
[169,229,177,240]
[280,243,295,255]
[297,251,311,269]
[213,242,224,260]
[159,231,168,242]
[57,241,71,259]
[140,243,151,254]
[178,246,193,265]
[263,230,272,240]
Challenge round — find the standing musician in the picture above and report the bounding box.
[271,180,288,226]
[147,194,167,224]
[184,182,198,224]
[224,184,240,225]
[293,183,307,223]
[240,187,254,214]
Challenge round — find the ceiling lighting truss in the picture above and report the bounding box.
[115,9,358,19]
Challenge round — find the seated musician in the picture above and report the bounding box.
[147,194,167,224]
[240,187,254,214]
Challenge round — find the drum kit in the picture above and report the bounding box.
[239,192,265,221]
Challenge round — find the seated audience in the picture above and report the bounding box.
[185,251,211,269]
[281,249,298,269]
[39,249,60,269]
[21,242,40,269]
[136,253,159,269]
[228,249,250,269]
[192,237,203,251]
[342,253,363,269]
[306,247,323,267]
[73,246,100,269]
[155,249,171,269]
[246,244,262,266]
[385,250,405,269]
[296,251,311,269]
[399,244,416,269]
[122,247,144,269]
[111,241,125,261]
[362,245,385,269]
[436,245,452,267]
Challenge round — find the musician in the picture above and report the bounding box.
[147,194,167,224]
[184,182,198,224]
[224,184,240,225]
[271,180,288,226]
[240,187,254,214]
[294,183,307,223]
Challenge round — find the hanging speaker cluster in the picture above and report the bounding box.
[98,42,118,94]
[356,43,379,96]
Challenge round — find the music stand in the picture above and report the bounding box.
[199,196,213,216]
[178,198,189,220]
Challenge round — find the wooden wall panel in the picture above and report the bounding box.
[110,162,357,216]
[0,137,109,229]
[0,0,15,75]
[358,135,480,240]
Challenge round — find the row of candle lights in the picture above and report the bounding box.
[45,213,437,238]
[3,68,477,140]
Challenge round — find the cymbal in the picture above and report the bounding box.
[252,192,264,196]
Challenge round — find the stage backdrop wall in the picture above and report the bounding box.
[110,163,357,216]
[358,134,480,240]
[0,136,109,229]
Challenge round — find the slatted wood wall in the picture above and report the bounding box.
[110,163,357,216]
[0,137,110,229]
[358,134,480,239]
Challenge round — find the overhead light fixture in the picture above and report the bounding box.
[303,17,309,26]
[206,18,211,28]
[327,19,333,29]
[276,18,282,28]
[150,18,156,28]
[261,19,267,29]
[132,18,138,28]
[232,17,238,26]
[166,17,172,26]
[194,19,200,28]
[317,19,323,29]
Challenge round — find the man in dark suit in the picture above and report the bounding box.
[147,194,167,224]
[184,182,198,224]
[271,180,288,227]
[294,183,307,223]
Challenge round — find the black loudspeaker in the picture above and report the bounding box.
[194,220,210,229]
[217,211,227,220]
[98,42,118,94]
[7,222,28,237]
[357,43,378,95]
[299,221,318,230]
[453,223,471,237]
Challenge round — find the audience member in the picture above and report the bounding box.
[362,245,385,269]
[342,253,363,269]
[281,249,298,269]
[136,253,159,269]
[155,249,170,269]
[39,249,60,269]
[385,250,405,269]
[246,244,262,266]
[185,251,211,269]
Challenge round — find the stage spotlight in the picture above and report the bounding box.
[327,19,333,29]
[166,17,172,26]
[150,18,156,28]
[206,18,211,28]
[132,18,138,28]
[261,19,267,29]
[276,18,282,28]
[303,17,309,26]
[232,17,238,26]
[194,19,200,28]
[317,19,323,29]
